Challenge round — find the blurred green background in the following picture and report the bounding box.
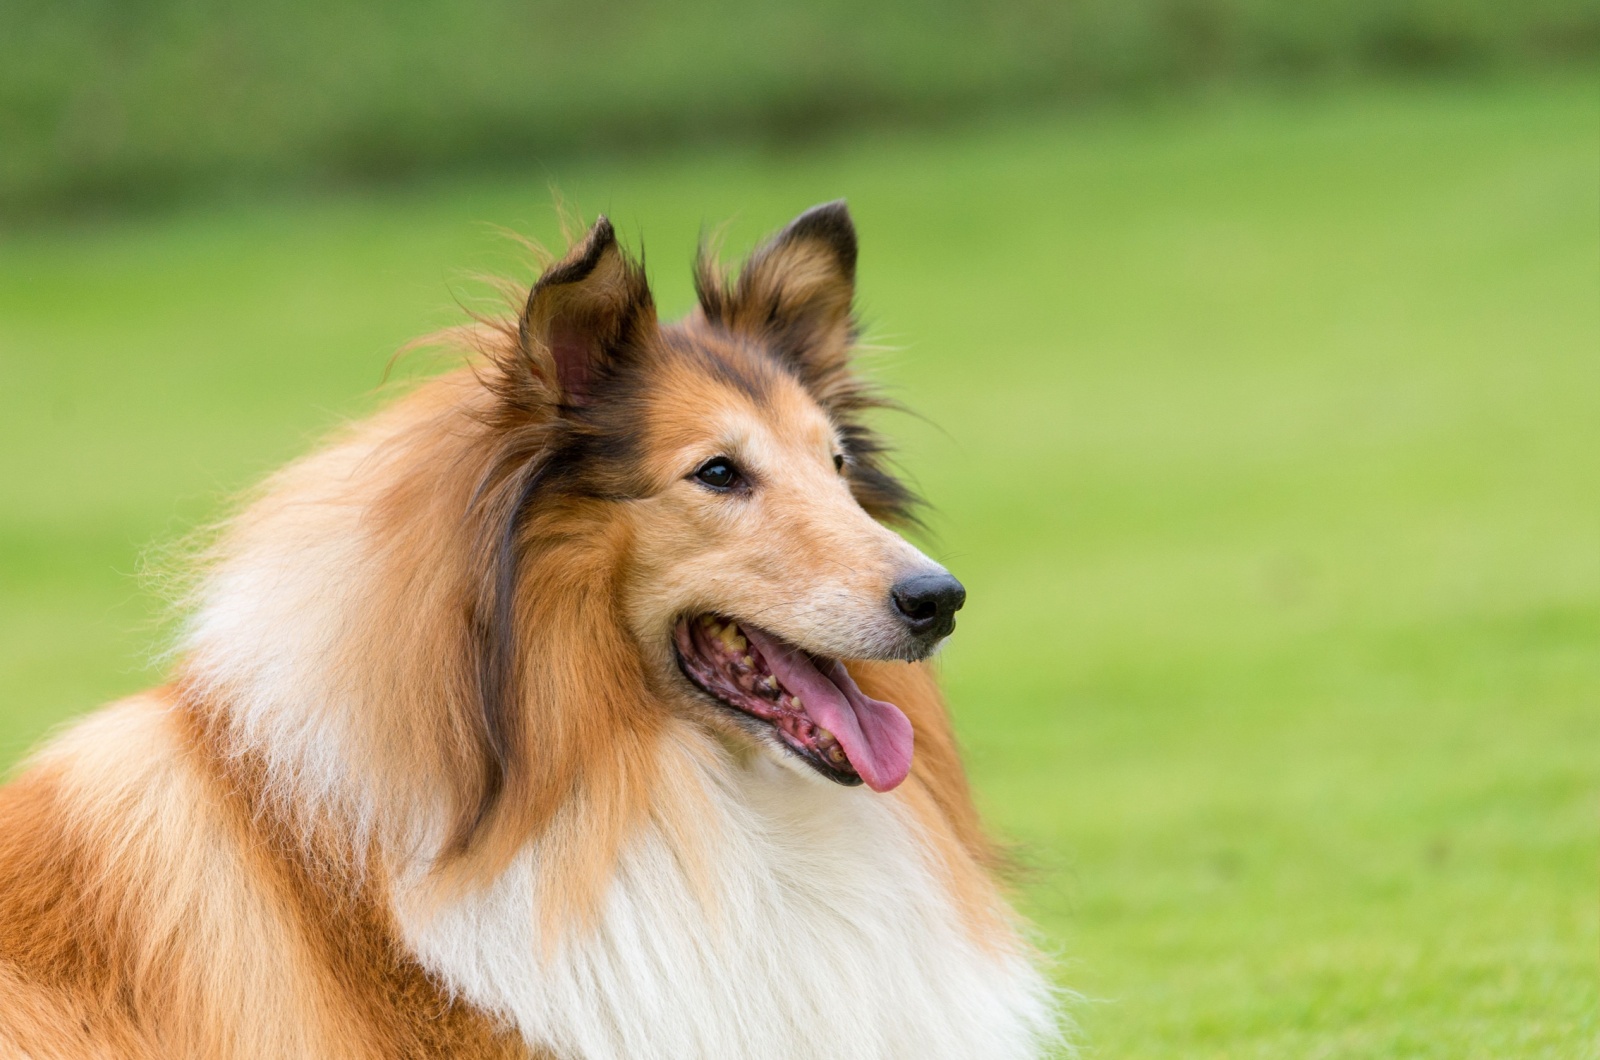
[6,0,1599,219]
[2,2,1598,1056]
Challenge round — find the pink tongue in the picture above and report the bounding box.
[741,627,914,793]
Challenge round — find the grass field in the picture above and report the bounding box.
[2,75,1596,1056]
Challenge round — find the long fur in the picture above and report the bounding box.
[0,203,1063,1058]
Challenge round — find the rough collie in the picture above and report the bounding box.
[0,202,1060,1058]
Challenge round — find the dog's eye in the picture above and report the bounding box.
[833,454,846,473]
[693,458,743,491]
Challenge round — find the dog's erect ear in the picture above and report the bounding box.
[519,216,655,405]
[695,200,858,385]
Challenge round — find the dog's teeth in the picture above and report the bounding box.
[815,726,834,743]
[759,676,778,692]
[715,624,747,653]
[739,654,754,668]
[787,695,803,711]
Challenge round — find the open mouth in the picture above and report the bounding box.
[674,615,914,792]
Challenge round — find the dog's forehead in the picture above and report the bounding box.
[646,333,836,457]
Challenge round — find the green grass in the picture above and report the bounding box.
[2,76,1597,1056]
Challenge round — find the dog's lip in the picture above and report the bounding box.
[672,614,914,792]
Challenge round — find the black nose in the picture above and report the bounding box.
[890,572,966,639]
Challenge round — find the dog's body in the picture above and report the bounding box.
[0,204,1059,1059]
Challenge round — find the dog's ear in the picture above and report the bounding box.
[695,200,858,387]
[519,216,655,406]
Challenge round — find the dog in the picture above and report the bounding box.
[0,202,1060,1058]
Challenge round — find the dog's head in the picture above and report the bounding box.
[476,202,960,808]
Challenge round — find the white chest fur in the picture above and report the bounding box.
[395,749,1060,1060]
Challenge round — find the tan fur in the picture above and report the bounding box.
[0,206,1048,1056]
[0,692,535,1059]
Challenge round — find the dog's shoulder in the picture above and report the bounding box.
[0,694,538,1060]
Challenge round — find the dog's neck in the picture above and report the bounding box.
[182,651,1059,1059]
[392,733,1059,1060]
